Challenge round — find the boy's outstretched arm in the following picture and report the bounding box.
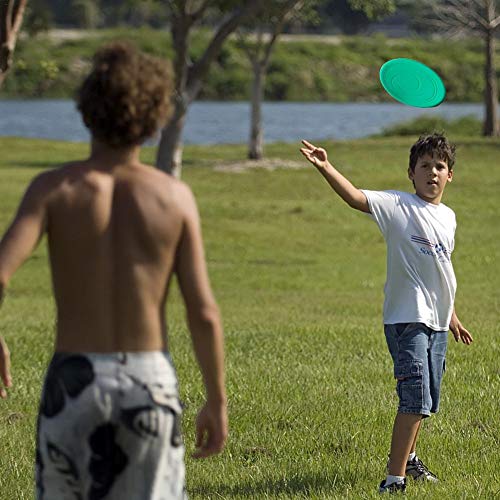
[300,140,370,213]
[449,308,473,345]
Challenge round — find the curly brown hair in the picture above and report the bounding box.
[76,42,173,147]
[409,133,456,172]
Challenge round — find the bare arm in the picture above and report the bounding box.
[0,284,10,399]
[0,173,50,398]
[300,140,370,213]
[449,307,473,345]
[174,184,227,458]
[0,174,49,285]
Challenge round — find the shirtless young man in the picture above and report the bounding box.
[0,43,227,499]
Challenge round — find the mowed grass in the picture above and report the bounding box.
[0,137,499,499]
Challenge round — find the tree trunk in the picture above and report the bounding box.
[483,28,499,137]
[0,43,12,75]
[0,24,14,91]
[155,97,187,178]
[0,66,7,88]
[0,0,28,91]
[157,1,266,176]
[249,62,265,160]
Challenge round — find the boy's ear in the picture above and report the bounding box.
[408,167,414,181]
[447,169,453,182]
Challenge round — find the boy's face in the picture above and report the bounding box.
[408,153,453,205]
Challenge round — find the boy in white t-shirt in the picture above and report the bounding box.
[300,134,473,494]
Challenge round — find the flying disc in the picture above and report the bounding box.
[379,58,446,108]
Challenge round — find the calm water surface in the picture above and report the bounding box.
[0,100,488,144]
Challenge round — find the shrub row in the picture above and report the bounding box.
[1,28,498,102]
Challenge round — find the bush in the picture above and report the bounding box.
[1,29,499,102]
[377,115,483,137]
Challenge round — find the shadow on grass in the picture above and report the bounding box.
[190,472,349,497]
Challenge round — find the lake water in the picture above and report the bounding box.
[0,100,488,144]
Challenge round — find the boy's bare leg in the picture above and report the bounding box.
[388,413,423,476]
[410,419,422,454]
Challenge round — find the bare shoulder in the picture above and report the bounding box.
[171,177,198,219]
[32,161,86,185]
[137,163,197,211]
[23,162,76,199]
[39,161,90,196]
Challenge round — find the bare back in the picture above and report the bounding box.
[47,161,185,352]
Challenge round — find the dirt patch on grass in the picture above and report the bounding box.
[214,158,307,173]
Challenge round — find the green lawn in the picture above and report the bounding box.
[0,137,499,499]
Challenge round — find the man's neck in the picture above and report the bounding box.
[89,139,141,168]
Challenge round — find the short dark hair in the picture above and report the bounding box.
[76,42,173,147]
[409,133,456,171]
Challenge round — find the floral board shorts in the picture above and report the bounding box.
[385,323,448,417]
[36,351,186,500]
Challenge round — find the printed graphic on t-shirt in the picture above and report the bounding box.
[410,234,451,262]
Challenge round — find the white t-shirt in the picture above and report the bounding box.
[361,190,457,331]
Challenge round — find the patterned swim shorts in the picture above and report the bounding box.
[36,351,186,500]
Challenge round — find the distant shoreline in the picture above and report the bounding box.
[0,101,487,144]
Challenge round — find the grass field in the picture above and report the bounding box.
[0,137,499,499]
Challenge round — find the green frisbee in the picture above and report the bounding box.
[379,58,446,108]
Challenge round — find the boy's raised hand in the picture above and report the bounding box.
[300,140,329,169]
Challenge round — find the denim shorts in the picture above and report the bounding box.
[385,323,448,417]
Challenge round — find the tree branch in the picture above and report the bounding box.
[0,0,17,44]
[171,5,192,94]
[0,3,9,46]
[6,0,14,29]
[262,0,303,67]
[443,0,490,31]
[236,30,257,63]
[187,0,265,98]
[443,8,481,30]
[190,0,212,24]
[10,0,27,42]
[1,0,27,76]
[430,2,482,33]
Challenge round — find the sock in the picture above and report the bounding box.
[385,474,405,486]
[408,451,416,461]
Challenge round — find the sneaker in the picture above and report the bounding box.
[406,456,438,482]
[379,478,406,494]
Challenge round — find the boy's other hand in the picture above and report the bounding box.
[449,316,473,345]
[192,401,228,459]
[300,140,328,169]
[0,336,12,398]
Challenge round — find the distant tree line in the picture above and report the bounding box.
[25,0,168,32]
[25,0,404,33]
[2,0,499,178]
